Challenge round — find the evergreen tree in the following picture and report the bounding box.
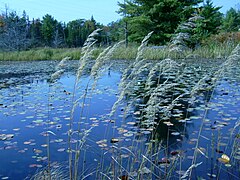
[41,14,58,46]
[222,8,240,32]
[66,19,85,47]
[198,0,222,35]
[118,0,203,44]
[107,20,126,43]
[29,18,43,47]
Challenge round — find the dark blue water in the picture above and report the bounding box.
[0,60,239,179]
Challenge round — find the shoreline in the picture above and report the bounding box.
[0,42,237,61]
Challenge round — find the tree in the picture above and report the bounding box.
[53,22,66,48]
[222,8,240,32]
[66,19,85,47]
[29,18,43,47]
[186,0,223,45]
[106,20,125,44]
[118,0,203,44]
[41,14,57,46]
[83,16,97,39]
[198,0,222,35]
[0,10,31,51]
[66,16,97,47]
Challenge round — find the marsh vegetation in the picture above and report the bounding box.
[1,0,240,179]
[0,29,240,180]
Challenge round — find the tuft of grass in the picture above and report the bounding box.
[111,46,138,60]
[0,48,82,61]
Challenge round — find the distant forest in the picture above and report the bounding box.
[0,0,240,51]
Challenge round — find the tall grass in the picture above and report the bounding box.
[0,47,102,61]
[30,30,240,179]
[0,40,238,61]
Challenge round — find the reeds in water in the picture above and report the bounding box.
[31,25,240,179]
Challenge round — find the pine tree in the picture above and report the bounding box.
[222,8,240,32]
[41,14,58,46]
[117,0,203,44]
[198,0,222,35]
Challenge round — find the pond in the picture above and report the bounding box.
[0,59,239,180]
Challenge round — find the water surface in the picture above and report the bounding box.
[0,60,239,179]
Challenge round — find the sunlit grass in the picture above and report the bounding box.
[0,41,237,61]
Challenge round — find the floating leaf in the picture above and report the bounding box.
[225,164,231,167]
[1,176,9,179]
[0,134,14,141]
[41,144,48,148]
[33,149,42,154]
[123,133,134,137]
[23,141,31,145]
[233,155,240,160]
[207,173,216,178]
[33,120,43,124]
[171,132,180,136]
[110,138,119,143]
[126,122,135,125]
[57,148,65,152]
[98,143,107,148]
[163,121,174,126]
[158,158,170,164]
[29,164,38,168]
[218,154,230,163]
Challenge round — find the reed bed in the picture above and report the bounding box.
[0,40,237,61]
[29,30,240,180]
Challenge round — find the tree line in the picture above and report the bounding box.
[0,10,113,51]
[118,0,240,45]
[0,0,240,52]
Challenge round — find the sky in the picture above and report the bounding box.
[0,0,239,25]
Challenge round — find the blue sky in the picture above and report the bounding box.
[0,0,239,25]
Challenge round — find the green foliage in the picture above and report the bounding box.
[222,8,240,32]
[41,14,57,46]
[170,0,223,49]
[29,18,43,47]
[101,20,125,44]
[126,15,153,42]
[66,19,85,47]
[0,41,236,61]
[0,2,238,52]
[0,9,106,51]
[117,0,203,44]
[199,0,223,35]
[66,17,99,47]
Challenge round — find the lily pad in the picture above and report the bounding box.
[0,134,14,141]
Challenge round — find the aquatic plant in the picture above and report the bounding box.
[5,25,236,180]
[49,56,71,83]
[66,30,127,180]
[169,14,204,52]
[30,163,69,180]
